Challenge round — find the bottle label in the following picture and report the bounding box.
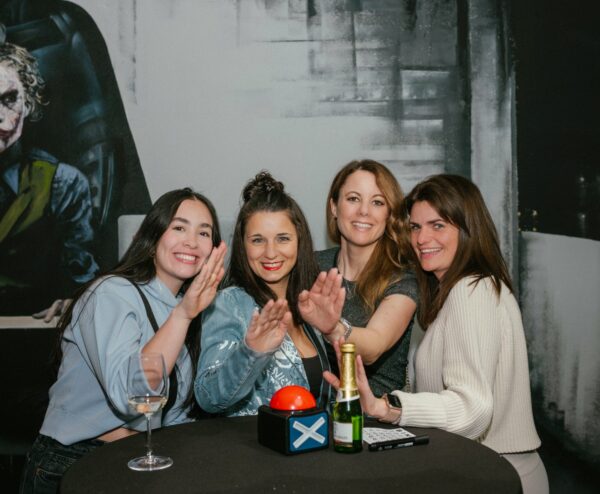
[333,422,353,443]
[336,390,360,403]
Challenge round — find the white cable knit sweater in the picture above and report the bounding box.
[396,276,541,454]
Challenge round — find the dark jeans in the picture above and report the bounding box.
[19,434,104,494]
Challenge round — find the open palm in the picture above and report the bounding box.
[298,268,345,334]
[180,242,227,319]
[245,299,292,353]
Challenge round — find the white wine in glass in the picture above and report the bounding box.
[126,352,173,471]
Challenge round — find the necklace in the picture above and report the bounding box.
[343,278,355,300]
[337,260,356,300]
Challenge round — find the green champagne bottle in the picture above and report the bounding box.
[332,343,363,453]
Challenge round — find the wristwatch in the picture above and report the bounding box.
[380,393,403,425]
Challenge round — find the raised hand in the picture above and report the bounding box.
[298,268,345,334]
[245,299,292,353]
[179,241,227,319]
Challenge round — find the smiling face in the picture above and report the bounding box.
[154,199,215,294]
[0,63,28,153]
[244,210,298,299]
[330,170,390,251]
[409,200,460,281]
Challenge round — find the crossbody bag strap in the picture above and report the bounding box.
[303,323,332,408]
[130,282,179,418]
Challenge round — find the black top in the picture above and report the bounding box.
[316,248,418,396]
[301,355,322,399]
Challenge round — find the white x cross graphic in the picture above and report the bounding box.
[292,416,326,448]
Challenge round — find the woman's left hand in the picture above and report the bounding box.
[178,241,227,319]
[144,242,227,373]
[323,339,389,419]
[298,268,345,334]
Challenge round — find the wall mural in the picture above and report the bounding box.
[0,0,151,316]
[0,0,598,476]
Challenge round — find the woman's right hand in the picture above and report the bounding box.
[245,299,292,353]
[298,268,345,334]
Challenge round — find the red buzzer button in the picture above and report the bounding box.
[269,385,316,411]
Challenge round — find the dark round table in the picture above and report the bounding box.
[61,417,521,494]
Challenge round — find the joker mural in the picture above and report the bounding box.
[0,0,152,317]
[0,37,98,316]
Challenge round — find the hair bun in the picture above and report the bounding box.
[242,171,284,203]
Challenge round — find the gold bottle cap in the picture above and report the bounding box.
[340,343,356,353]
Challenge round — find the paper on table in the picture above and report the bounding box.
[363,427,415,445]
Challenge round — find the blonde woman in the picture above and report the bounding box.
[315,160,417,397]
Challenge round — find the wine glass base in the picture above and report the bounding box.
[128,454,173,471]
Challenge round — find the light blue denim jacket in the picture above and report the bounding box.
[195,286,331,416]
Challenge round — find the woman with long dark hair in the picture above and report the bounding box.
[195,172,343,416]
[20,188,226,494]
[325,174,548,493]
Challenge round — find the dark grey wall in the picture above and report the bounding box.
[512,0,600,466]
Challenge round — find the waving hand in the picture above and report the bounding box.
[298,268,345,334]
[245,299,292,353]
[179,241,227,319]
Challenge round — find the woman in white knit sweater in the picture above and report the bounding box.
[325,174,548,494]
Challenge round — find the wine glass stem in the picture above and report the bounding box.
[145,414,153,459]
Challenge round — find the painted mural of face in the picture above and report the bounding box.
[0,63,28,154]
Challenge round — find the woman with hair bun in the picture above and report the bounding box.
[195,171,343,416]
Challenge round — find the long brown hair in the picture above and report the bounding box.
[57,188,221,416]
[225,171,319,326]
[404,174,513,329]
[326,159,410,312]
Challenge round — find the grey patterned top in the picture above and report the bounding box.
[316,248,418,397]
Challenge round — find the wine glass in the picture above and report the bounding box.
[126,352,173,471]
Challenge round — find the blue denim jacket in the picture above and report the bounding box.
[195,287,331,416]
